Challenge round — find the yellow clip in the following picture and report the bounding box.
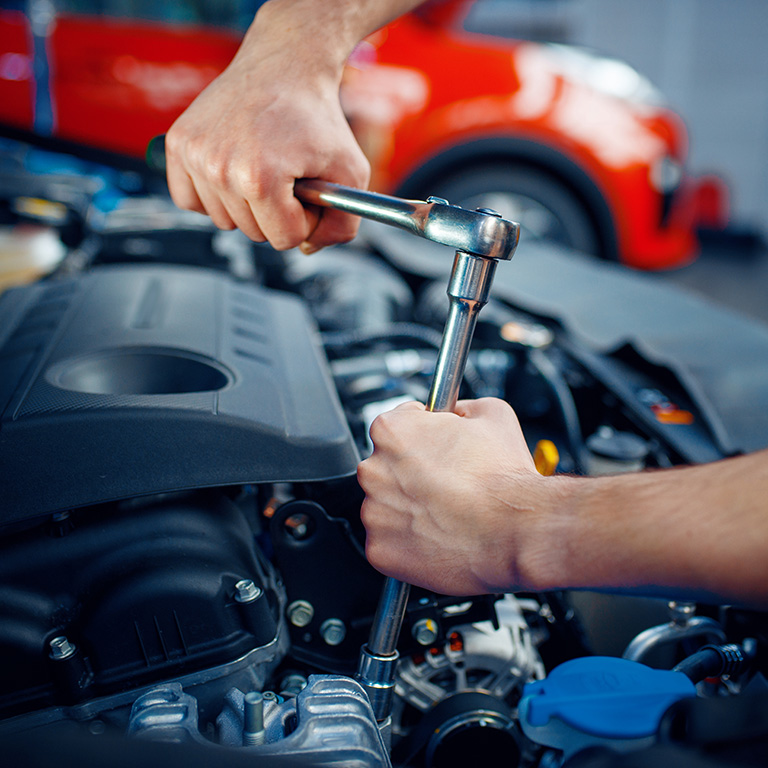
[534,439,559,476]
[12,196,68,222]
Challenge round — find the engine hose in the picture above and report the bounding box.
[321,322,486,396]
[673,643,755,683]
[527,347,586,474]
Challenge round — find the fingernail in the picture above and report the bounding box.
[299,242,321,255]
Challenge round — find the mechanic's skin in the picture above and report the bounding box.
[165,0,424,254]
[168,0,768,609]
[358,399,768,608]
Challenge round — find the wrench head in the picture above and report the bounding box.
[422,201,520,260]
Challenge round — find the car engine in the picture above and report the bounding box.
[0,146,767,767]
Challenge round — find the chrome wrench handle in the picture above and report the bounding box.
[294,179,518,260]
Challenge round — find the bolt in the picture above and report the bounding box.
[49,636,77,660]
[262,691,279,704]
[287,600,314,627]
[412,618,439,646]
[669,600,696,626]
[243,691,266,746]
[475,207,503,218]
[280,674,308,697]
[234,579,262,604]
[427,196,449,206]
[320,618,346,646]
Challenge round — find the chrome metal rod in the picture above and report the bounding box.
[428,251,498,412]
[294,179,518,260]
[367,579,411,657]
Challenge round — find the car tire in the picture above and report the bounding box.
[431,164,602,257]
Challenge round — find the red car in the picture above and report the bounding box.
[0,0,726,268]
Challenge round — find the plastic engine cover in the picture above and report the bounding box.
[0,265,359,521]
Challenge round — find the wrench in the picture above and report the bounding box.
[146,136,519,718]
[294,180,519,721]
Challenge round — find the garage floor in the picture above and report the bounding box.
[656,230,768,325]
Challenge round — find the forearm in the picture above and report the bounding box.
[245,0,425,75]
[539,450,768,606]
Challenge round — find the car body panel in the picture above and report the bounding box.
[0,1,726,269]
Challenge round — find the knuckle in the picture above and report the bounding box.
[368,413,387,443]
[364,538,384,569]
[372,410,399,438]
[164,125,184,158]
[204,154,232,188]
[357,459,380,491]
[353,157,371,188]
[238,168,272,202]
[359,496,372,524]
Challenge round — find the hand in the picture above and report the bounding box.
[358,398,559,595]
[165,10,370,253]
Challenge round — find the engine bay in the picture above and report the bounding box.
[1,144,767,767]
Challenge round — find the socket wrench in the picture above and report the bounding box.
[295,179,520,721]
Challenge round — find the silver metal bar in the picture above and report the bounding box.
[428,251,498,412]
[367,578,411,657]
[294,179,518,260]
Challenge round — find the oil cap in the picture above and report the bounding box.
[519,656,696,759]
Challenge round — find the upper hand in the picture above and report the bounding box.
[164,29,370,253]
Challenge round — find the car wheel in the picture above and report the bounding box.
[431,165,602,257]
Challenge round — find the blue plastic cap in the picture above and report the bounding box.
[522,656,696,740]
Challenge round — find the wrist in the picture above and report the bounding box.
[484,472,585,594]
[243,0,366,80]
[520,474,587,592]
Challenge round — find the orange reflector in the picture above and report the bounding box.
[651,404,695,425]
[262,497,279,518]
[449,631,464,652]
[534,440,559,476]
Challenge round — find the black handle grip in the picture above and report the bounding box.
[146,135,167,174]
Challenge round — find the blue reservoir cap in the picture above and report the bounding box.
[522,656,696,740]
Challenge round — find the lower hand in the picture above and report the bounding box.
[358,398,556,595]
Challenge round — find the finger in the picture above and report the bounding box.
[393,400,425,413]
[189,179,237,231]
[300,143,370,252]
[218,193,268,242]
[298,207,323,254]
[248,178,313,251]
[166,163,207,215]
[454,397,514,420]
[301,209,361,253]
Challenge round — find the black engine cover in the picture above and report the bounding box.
[0,265,359,522]
[0,494,281,719]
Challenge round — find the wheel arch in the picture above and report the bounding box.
[392,137,620,261]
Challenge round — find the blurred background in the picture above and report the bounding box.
[1,0,767,318]
[466,0,768,243]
